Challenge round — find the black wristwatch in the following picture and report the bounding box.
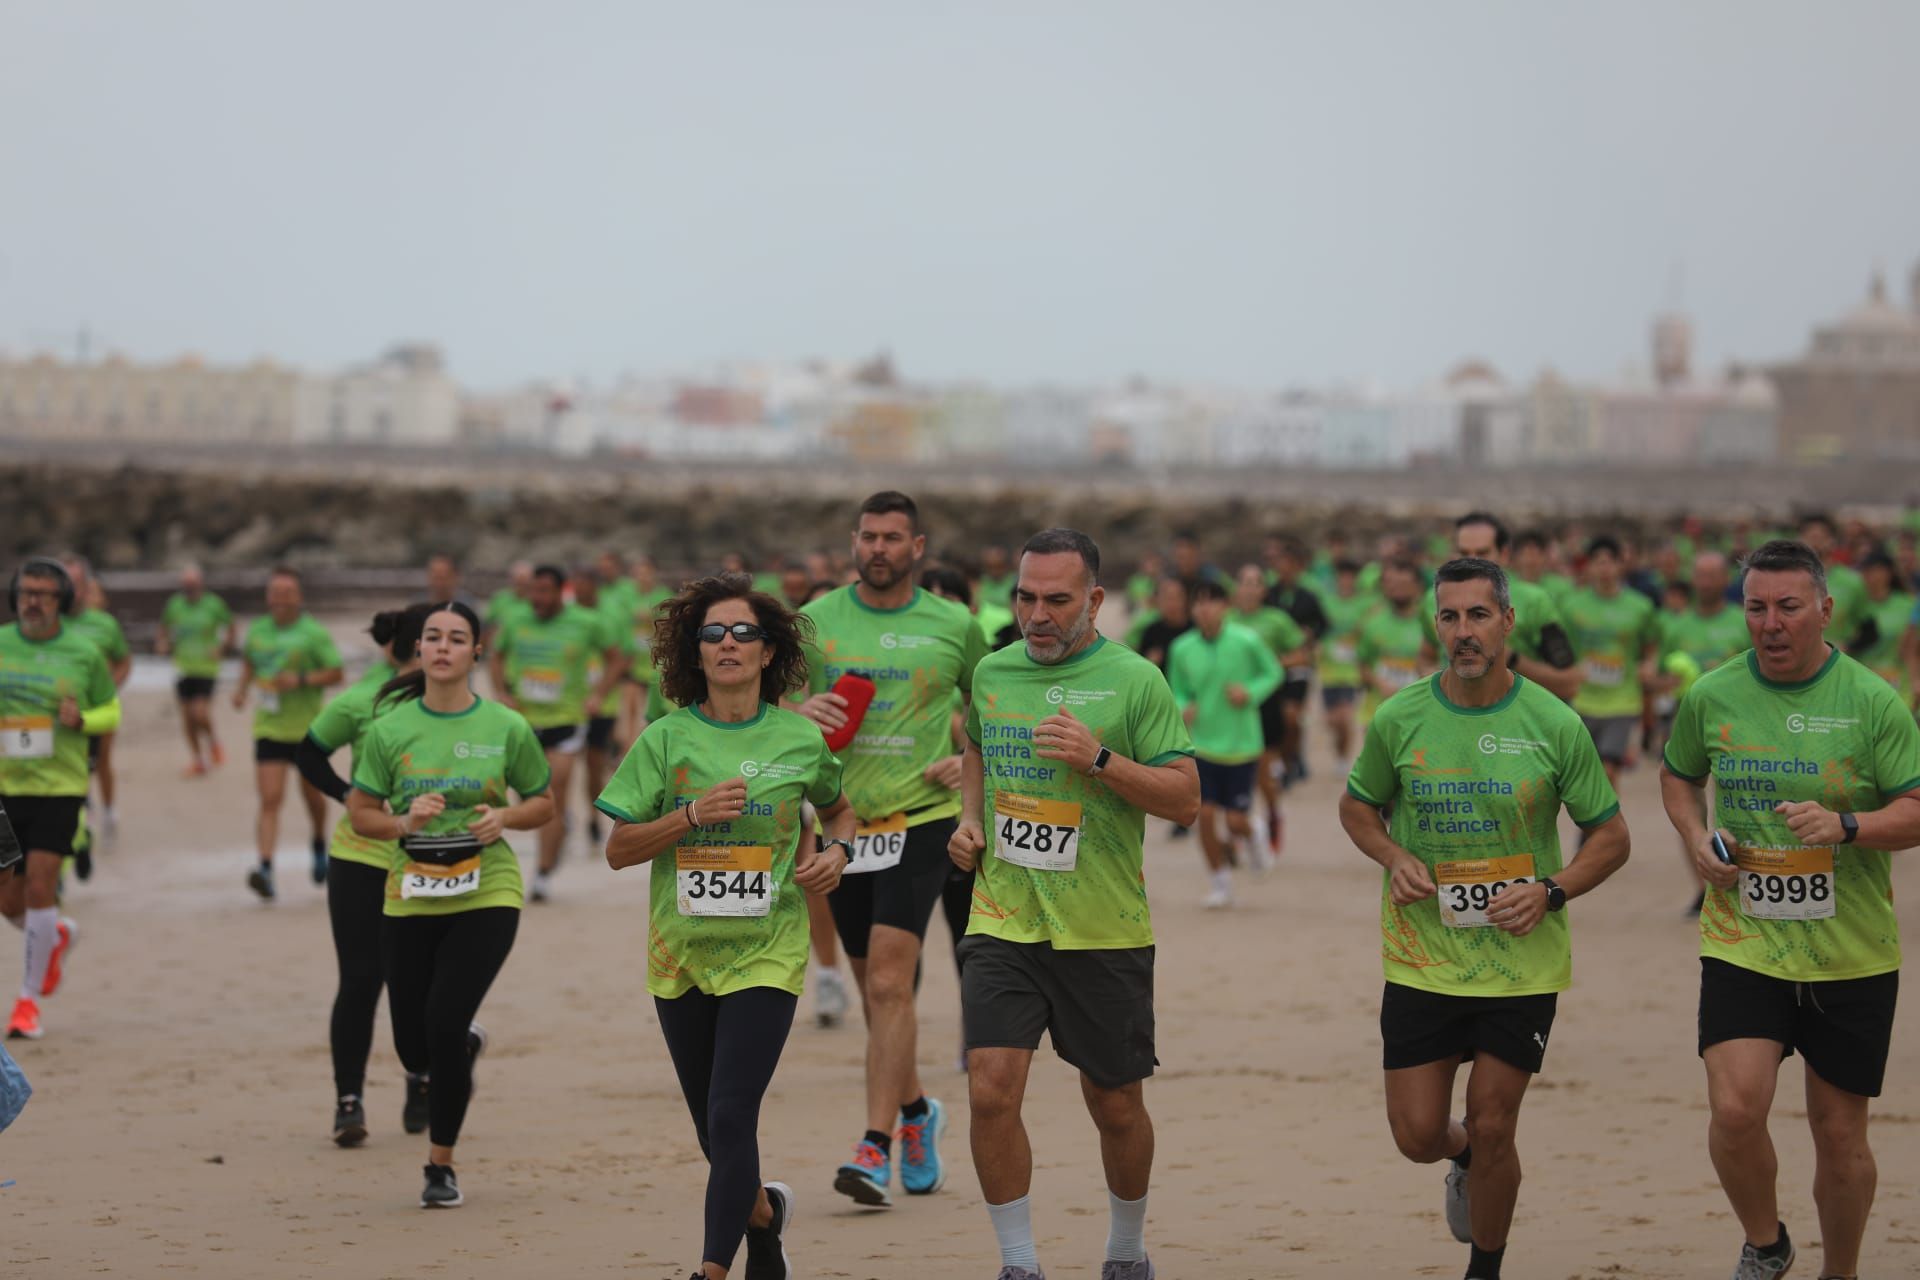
[1840,812,1859,845]
[823,837,854,859]
[1540,877,1567,912]
[1087,745,1113,776]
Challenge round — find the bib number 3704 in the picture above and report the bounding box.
[991,793,1083,872]
[1435,854,1536,929]
[1736,846,1835,921]
[677,846,773,917]
[400,857,481,900]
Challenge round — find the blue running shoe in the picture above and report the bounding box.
[897,1098,947,1195]
[833,1139,892,1207]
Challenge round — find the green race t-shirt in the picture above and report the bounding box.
[1825,564,1868,646]
[306,664,404,871]
[1854,591,1914,691]
[801,586,987,827]
[594,703,843,999]
[1168,622,1283,764]
[0,623,117,797]
[1347,674,1620,996]
[243,614,342,743]
[1562,587,1659,718]
[1234,606,1306,666]
[590,594,641,718]
[485,589,530,634]
[67,608,129,664]
[966,637,1193,950]
[352,697,552,917]
[1357,607,1429,722]
[1665,648,1920,982]
[161,592,232,678]
[496,604,613,729]
[1661,605,1750,677]
[1317,590,1377,687]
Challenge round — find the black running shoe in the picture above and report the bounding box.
[420,1162,462,1208]
[333,1095,368,1147]
[743,1180,794,1280]
[247,864,276,901]
[311,838,328,886]
[74,846,93,882]
[403,1073,431,1135]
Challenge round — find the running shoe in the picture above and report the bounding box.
[467,1022,488,1068]
[210,741,226,767]
[100,807,118,837]
[39,917,77,998]
[530,871,552,904]
[995,1270,1044,1280]
[182,760,208,779]
[1099,1261,1154,1280]
[6,996,43,1040]
[403,1072,431,1135]
[743,1180,794,1280]
[333,1095,368,1147]
[897,1099,947,1195]
[1202,886,1232,910]
[833,1139,892,1207]
[814,968,849,1028]
[1267,807,1284,856]
[588,817,603,844]
[311,838,328,886]
[1728,1225,1794,1280]
[73,845,93,882]
[1444,1154,1471,1244]
[420,1162,463,1208]
[247,863,276,902]
[1686,889,1706,917]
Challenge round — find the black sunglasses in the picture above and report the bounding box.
[697,622,767,645]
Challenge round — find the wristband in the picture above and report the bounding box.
[687,801,700,828]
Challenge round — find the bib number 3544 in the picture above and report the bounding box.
[1736,846,1835,921]
[992,793,1083,872]
[677,846,773,917]
[1435,854,1536,929]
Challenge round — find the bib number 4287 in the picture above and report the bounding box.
[991,793,1083,872]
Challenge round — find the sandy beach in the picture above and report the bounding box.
[4,648,1918,1279]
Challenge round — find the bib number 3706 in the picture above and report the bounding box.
[991,793,1083,872]
[1736,846,1835,921]
[845,813,907,875]
[677,846,773,917]
[1435,854,1536,929]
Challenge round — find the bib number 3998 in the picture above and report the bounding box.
[677,846,773,917]
[845,813,907,875]
[1736,846,1835,921]
[991,793,1083,872]
[1435,854,1536,929]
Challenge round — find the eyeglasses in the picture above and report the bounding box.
[697,622,767,645]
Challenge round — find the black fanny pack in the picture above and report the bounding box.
[399,832,485,866]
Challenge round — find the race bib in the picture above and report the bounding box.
[845,812,907,875]
[1435,854,1536,929]
[1329,640,1358,666]
[1582,656,1625,687]
[518,669,564,704]
[992,793,1083,872]
[258,686,282,714]
[0,715,53,760]
[399,857,482,900]
[1736,845,1835,921]
[677,846,773,917]
[1377,658,1421,693]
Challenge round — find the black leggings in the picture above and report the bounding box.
[326,858,389,1098]
[654,986,797,1270]
[941,865,973,974]
[382,907,518,1149]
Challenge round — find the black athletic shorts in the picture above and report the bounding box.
[1698,956,1899,1098]
[1258,690,1288,748]
[960,934,1156,1089]
[254,737,301,764]
[1,794,84,862]
[1196,759,1256,812]
[1279,677,1311,706]
[1380,981,1559,1074]
[533,724,587,755]
[586,716,618,753]
[1321,685,1358,711]
[175,675,216,701]
[827,816,954,959]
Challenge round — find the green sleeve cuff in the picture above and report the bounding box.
[305,730,339,754]
[1884,778,1920,801]
[1574,801,1621,831]
[1661,750,1708,782]
[350,780,386,798]
[1345,777,1385,807]
[1145,748,1195,767]
[592,798,638,824]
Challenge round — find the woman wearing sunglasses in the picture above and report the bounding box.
[347,602,555,1209]
[596,574,853,1280]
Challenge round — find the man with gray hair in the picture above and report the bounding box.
[1661,538,1920,1280]
[948,527,1199,1280]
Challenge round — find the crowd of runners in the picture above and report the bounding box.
[4,497,1920,1280]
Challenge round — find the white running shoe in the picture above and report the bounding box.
[1202,886,1232,910]
[1444,1155,1471,1243]
[814,968,849,1028]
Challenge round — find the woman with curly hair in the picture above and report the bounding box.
[595,573,853,1280]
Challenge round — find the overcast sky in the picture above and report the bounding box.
[3,1,1916,392]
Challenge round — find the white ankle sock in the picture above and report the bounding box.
[987,1195,1040,1270]
[1106,1190,1148,1262]
[1210,868,1233,895]
[21,907,57,1000]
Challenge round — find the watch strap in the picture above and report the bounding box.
[1088,745,1113,776]
[1840,811,1860,844]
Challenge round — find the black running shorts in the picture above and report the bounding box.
[961,934,1156,1088]
[1698,956,1899,1098]
[254,737,301,765]
[534,724,588,755]
[0,794,84,863]
[586,716,618,753]
[1380,981,1559,1074]
[175,675,217,701]
[827,817,953,960]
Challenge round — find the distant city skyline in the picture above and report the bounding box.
[3,2,1917,392]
